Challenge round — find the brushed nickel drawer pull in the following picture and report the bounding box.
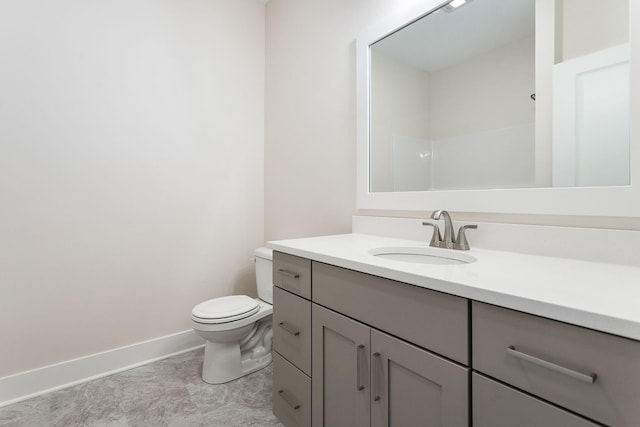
[279,269,300,279]
[356,344,365,391]
[278,322,300,337]
[278,389,301,410]
[507,345,597,384]
[373,352,382,401]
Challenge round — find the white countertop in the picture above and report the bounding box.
[268,233,640,341]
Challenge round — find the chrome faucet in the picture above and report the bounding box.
[422,209,477,251]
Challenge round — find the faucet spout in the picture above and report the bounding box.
[430,209,455,249]
[426,210,477,250]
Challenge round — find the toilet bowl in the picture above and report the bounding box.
[192,247,273,384]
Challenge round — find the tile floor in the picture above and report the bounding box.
[0,349,283,427]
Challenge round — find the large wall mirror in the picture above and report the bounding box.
[356,0,640,216]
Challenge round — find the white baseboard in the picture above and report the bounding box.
[0,330,204,408]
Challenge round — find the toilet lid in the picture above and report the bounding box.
[192,295,260,324]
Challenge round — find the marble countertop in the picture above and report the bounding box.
[268,233,640,341]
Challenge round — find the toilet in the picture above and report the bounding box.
[192,247,273,384]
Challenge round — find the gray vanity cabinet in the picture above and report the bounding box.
[273,252,312,299]
[273,352,312,427]
[273,252,471,427]
[273,250,640,427]
[312,303,469,427]
[369,329,468,427]
[311,304,371,427]
[312,261,469,365]
[273,252,312,427]
[273,286,312,376]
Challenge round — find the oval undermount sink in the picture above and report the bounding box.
[369,246,477,265]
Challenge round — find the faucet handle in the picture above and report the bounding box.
[422,222,443,248]
[453,224,477,251]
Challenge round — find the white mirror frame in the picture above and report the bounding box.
[356,0,640,217]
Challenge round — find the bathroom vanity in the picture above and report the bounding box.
[269,234,640,427]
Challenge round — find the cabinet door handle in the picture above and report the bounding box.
[278,322,300,337]
[279,269,300,279]
[372,352,381,401]
[356,344,365,391]
[278,389,301,410]
[507,345,597,384]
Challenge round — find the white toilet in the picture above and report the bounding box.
[192,247,273,384]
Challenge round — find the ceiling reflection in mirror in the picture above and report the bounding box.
[369,0,629,192]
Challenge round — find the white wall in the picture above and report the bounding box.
[264,0,423,240]
[0,0,265,377]
[559,0,628,61]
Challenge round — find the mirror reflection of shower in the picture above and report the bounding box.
[369,0,630,192]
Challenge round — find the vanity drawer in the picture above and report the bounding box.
[473,301,640,427]
[273,251,311,299]
[473,373,598,427]
[313,262,468,364]
[273,352,311,427]
[273,286,312,376]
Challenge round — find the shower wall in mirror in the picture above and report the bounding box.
[369,0,629,192]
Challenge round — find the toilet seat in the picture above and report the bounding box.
[192,295,260,324]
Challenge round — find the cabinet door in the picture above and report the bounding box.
[370,330,469,427]
[312,304,370,427]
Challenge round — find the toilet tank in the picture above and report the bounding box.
[254,247,273,304]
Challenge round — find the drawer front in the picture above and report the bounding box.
[473,301,640,427]
[313,262,468,364]
[473,373,598,427]
[273,352,311,427]
[273,286,312,376]
[273,251,311,299]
